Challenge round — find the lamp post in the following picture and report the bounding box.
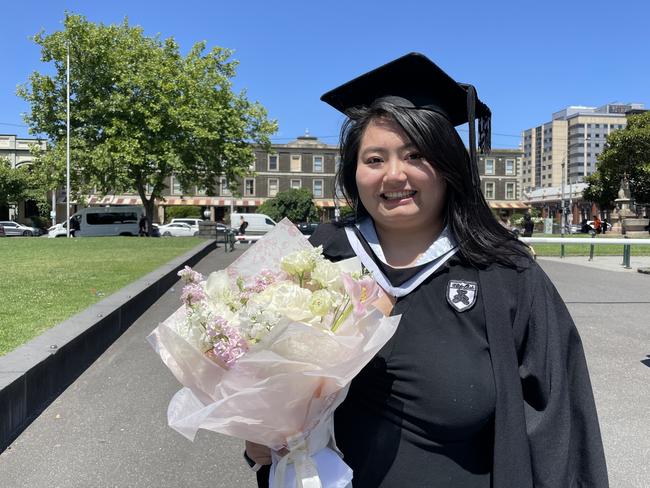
[65,41,71,238]
[560,158,566,237]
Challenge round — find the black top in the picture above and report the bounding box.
[308,223,609,488]
[313,225,495,487]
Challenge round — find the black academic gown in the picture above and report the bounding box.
[307,223,608,488]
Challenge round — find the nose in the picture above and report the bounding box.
[385,157,407,183]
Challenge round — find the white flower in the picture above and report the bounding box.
[311,260,343,291]
[250,281,314,322]
[309,289,336,317]
[280,247,322,278]
[204,270,237,306]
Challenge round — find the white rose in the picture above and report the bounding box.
[250,281,314,322]
[311,260,343,291]
[309,289,336,316]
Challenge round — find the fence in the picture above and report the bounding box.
[521,236,650,269]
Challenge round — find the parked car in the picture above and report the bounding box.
[0,220,40,236]
[157,222,197,237]
[296,222,319,235]
[170,218,205,233]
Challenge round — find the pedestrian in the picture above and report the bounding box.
[69,216,80,237]
[138,215,149,237]
[593,214,602,235]
[522,212,535,237]
[238,216,248,236]
[602,218,608,235]
[246,53,608,487]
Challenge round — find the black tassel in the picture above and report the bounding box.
[478,114,491,154]
[466,86,480,189]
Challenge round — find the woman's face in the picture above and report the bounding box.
[355,117,447,234]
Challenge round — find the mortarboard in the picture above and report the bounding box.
[320,52,491,178]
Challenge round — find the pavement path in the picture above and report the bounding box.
[0,250,648,488]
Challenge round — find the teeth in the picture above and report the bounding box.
[383,191,416,199]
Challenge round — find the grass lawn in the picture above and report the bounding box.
[0,236,204,356]
[527,234,650,257]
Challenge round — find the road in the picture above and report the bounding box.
[0,252,648,488]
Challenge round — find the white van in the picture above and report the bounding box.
[48,206,144,237]
[229,213,277,236]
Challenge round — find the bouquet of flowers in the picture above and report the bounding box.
[147,219,401,488]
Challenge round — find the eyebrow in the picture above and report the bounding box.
[359,143,418,155]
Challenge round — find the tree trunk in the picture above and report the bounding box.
[137,185,155,237]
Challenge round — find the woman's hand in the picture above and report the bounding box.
[245,441,272,466]
[372,288,396,316]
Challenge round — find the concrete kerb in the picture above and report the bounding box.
[0,238,216,453]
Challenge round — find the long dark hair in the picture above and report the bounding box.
[335,100,531,268]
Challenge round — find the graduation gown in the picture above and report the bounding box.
[308,222,609,488]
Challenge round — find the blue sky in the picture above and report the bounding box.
[1,0,648,149]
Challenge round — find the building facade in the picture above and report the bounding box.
[521,103,643,192]
[0,134,47,222]
[478,148,528,215]
[85,133,342,224]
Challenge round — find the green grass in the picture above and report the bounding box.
[527,234,650,257]
[0,237,204,356]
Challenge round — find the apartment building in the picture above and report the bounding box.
[521,103,643,191]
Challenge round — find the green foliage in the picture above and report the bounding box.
[164,205,202,222]
[257,188,319,222]
[0,158,31,206]
[18,13,277,225]
[338,205,354,219]
[0,236,203,356]
[584,112,650,208]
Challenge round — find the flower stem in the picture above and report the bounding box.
[331,301,352,333]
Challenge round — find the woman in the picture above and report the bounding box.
[248,53,608,487]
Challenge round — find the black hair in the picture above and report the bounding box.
[335,100,532,268]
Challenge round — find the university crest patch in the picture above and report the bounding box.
[446,280,478,312]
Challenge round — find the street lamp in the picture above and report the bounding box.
[560,157,566,237]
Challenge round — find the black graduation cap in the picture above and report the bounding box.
[320,52,492,168]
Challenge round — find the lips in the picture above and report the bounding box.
[381,190,417,201]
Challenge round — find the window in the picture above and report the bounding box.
[505,182,515,200]
[268,178,279,197]
[290,154,302,172]
[485,159,495,175]
[244,178,255,196]
[220,177,231,196]
[505,159,515,175]
[313,179,323,198]
[268,154,278,171]
[290,179,301,190]
[172,175,182,195]
[87,211,138,225]
[313,155,324,172]
[484,182,495,199]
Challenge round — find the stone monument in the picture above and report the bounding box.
[611,174,649,235]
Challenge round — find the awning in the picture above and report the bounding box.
[488,201,529,210]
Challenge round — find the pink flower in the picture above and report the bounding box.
[206,316,249,367]
[181,283,206,307]
[341,273,380,318]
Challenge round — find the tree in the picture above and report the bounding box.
[18,13,277,228]
[0,158,31,208]
[257,188,319,223]
[0,158,48,212]
[583,112,650,210]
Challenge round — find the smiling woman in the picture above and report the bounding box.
[247,52,609,488]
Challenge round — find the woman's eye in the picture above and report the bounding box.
[407,153,423,161]
[365,156,383,164]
